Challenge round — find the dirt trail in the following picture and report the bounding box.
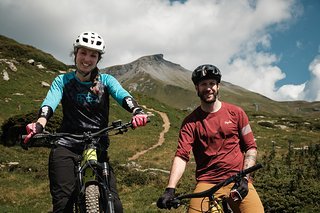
[128,106,170,161]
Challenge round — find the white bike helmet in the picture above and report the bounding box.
[74,32,105,54]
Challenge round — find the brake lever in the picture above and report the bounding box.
[169,198,181,209]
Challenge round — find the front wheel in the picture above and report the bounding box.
[85,184,101,213]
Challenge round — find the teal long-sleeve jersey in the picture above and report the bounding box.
[40,71,134,135]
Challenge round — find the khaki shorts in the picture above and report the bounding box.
[188,182,264,213]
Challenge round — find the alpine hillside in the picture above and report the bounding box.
[1,33,320,124]
[102,54,320,117]
[1,35,320,213]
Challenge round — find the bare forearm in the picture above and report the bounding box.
[36,117,47,128]
[243,148,257,178]
[167,156,187,188]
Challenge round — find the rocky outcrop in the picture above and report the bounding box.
[102,54,193,90]
[1,58,47,81]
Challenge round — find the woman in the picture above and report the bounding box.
[23,31,148,212]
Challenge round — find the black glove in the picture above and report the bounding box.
[21,122,43,150]
[157,188,176,209]
[230,177,249,201]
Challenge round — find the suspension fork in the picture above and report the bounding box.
[77,161,83,191]
[101,161,115,213]
[74,161,84,212]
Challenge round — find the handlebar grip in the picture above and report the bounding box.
[242,163,263,175]
[21,133,50,140]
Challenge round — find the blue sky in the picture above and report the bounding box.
[271,0,320,87]
[0,0,319,102]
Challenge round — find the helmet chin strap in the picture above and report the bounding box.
[76,69,91,77]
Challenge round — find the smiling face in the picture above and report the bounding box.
[75,47,100,77]
[196,78,219,104]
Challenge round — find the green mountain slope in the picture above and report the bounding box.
[0,35,68,124]
[0,34,320,212]
[103,54,320,118]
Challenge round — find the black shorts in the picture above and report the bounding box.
[48,145,123,213]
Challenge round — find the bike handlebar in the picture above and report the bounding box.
[168,163,263,208]
[21,120,133,141]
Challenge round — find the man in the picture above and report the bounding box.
[157,64,264,212]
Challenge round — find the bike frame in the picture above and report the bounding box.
[22,120,132,213]
[74,145,115,213]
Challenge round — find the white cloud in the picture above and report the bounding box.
[277,84,305,101]
[275,56,320,101]
[224,50,287,100]
[1,0,317,101]
[301,56,320,101]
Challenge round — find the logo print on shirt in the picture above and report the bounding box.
[225,120,232,125]
[77,93,99,104]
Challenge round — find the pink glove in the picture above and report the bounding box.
[23,122,43,145]
[131,114,148,129]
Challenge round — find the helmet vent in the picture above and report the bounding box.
[74,31,106,54]
[191,64,222,85]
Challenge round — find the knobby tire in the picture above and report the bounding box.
[85,184,101,213]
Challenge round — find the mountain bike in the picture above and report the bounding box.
[167,163,263,213]
[21,120,135,213]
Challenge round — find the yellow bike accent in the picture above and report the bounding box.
[82,148,98,183]
[210,198,224,213]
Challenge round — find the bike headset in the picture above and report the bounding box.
[191,64,222,85]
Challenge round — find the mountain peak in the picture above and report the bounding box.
[133,54,182,68]
[103,54,192,89]
[138,54,164,61]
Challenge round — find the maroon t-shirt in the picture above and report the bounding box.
[175,102,257,183]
